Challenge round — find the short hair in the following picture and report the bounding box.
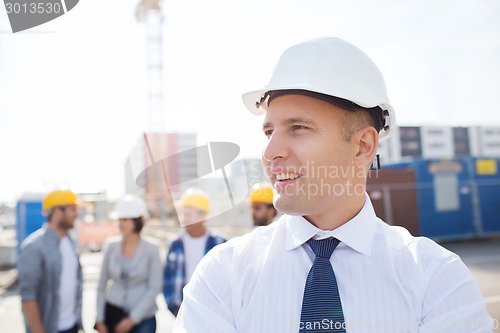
[47,206,65,222]
[132,216,144,233]
[340,107,379,142]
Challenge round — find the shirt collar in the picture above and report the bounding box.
[284,192,377,256]
[44,224,62,243]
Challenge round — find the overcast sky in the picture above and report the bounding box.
[1,0,499,204]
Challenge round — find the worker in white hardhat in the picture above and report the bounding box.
[173,38,493,332]
[95,195,162,333]
[163,189,227,317]
[249,183,277,226]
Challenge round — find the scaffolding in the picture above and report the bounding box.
[135,1,179,223]
[136,0,165,132]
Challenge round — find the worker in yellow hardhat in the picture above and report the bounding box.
[250,183,278,227]
[43,189,79,218]
[179,190,211,229]
[163,189,227,316]
[18,189,83,333]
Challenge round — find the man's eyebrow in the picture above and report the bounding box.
[262,117,315,129]
[281,117,315,126]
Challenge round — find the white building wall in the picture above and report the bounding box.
[468,126,500,157]
[377,126,402,165]
[421,126,454,159]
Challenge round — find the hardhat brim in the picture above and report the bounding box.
[242,87,278,116]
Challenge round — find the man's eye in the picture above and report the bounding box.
[292,125,307,131]
[264,129,273,137]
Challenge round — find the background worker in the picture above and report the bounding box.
[249,183,277,226]
[173,37,493,332]
[95,194,162,333]
[18,189,82,333]
[163,189,227,316]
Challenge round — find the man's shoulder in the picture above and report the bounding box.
[20,227,49,249]
[167,234,183,247]
[195,219,286,276]
[211,218,284,257]
[377,221,458,264]
[207,232,228,244]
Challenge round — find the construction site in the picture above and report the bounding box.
[1,0,500,332]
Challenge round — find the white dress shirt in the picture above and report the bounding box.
[173,194,493,333]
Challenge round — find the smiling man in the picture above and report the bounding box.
[172,38,493,333]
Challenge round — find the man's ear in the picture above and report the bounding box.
[354,126,378,167]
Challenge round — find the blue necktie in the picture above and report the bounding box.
[300,237,346,333]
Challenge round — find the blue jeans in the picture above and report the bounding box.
[130,316,156,333]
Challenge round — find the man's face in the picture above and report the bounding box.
[261,94,359,218]
[181,205,206,228]
[57,204,78,230]
[251,202,274,227]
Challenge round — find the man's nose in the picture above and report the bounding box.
[262,131,288,162]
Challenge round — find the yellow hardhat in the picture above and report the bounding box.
[250,184,274,204]
[181,190,210,213]
[43,190,78,213]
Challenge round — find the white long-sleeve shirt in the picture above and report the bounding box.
[173,194,493,333]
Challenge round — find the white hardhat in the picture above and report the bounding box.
[242,37,395,140]
[112,195,148,219]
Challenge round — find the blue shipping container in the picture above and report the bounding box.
[385,157,500,240]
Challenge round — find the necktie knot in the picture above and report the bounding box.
[307,237,340,259]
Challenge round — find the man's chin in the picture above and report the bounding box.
[274,199,304,216]
[61,222,75,230]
